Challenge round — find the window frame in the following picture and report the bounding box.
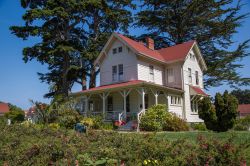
[112,65,117,82]
[188,68,192,84]
[170,95,182,106]
[118,46,123,53]
[118,64,124,81]
[149,65,154,82]
[195,71,199,85]
[112,48,117,54]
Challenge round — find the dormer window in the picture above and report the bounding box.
[118,46,123,53]
[113,48,117,54]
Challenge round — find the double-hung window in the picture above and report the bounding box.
[112,66,117,82]
[118,64,124,81]
[195,71,199,85]
[118,47,122,53]
[188,68,192,84]
[149,65,154,82]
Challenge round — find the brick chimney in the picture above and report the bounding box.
[146,37,154,50]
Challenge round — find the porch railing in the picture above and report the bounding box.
[118,111,125,123]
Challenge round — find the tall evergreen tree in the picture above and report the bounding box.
[136,0,250,88]
[231,89,250,104]
[10,0,134,99]
[199,91,238,132]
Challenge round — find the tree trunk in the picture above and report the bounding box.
[82,72,87,90]
[89,67,96,88]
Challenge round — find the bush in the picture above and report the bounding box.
[56,109,81,129]
[48,123,60,130]
[140,104,168,131]
[4,110,25,123]
[0,124,249,165]
[91,116,104,129]
[190,123,207,131]
[80,117,94,128]
[163,113,189,131]
[140,105,189,131]
[234,115,250,131]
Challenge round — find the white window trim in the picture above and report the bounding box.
[149,65,154,82]
[170,95,182,106]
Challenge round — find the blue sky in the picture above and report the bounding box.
[0,0,249,110]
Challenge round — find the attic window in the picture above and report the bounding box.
[190,53,195,61]
[118,47,122,53]
[113,48,117,54]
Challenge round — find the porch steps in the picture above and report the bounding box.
[118,120,136,131]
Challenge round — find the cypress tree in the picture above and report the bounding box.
[10,0,134,99]
[136,0,250,88]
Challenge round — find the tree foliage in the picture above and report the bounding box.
[231,89,250,104]
[4,103,25,123]
[10,0,134,99]
[199,91,238,132]
[136,0,250,88]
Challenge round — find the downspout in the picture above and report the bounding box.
[181,64,186,120]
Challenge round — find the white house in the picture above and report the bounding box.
[72,32,208,128]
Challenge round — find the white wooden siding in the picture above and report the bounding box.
[137,58,164,85]
[183,48,204,122]
[100,39,138,85]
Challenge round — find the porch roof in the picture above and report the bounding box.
[71,80,183,95]
[190,86,208,96]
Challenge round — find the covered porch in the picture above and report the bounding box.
[73,80,184,123]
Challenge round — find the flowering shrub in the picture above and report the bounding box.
[0,124,249,165]
[80,117,94,128]
[48,123,60,130]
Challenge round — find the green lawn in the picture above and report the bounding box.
[155,131,250,144]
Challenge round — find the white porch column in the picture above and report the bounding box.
[163,92,169,108]
[85,95,91,116]
[150,89,159,105]
[119,89,131,119]
[99,92,110,119]
[141,88,145,111]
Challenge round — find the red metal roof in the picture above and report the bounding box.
[116,33,195,63]
[81,80,144,93]
[190,86,208,96]
[0,103,10,114]
[238,104,250,114]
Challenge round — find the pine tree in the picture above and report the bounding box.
[198,97,217,130]
[231,89,250,104]
[199,91,238,132]
[136,0,250,88]
[10,0,134,98]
